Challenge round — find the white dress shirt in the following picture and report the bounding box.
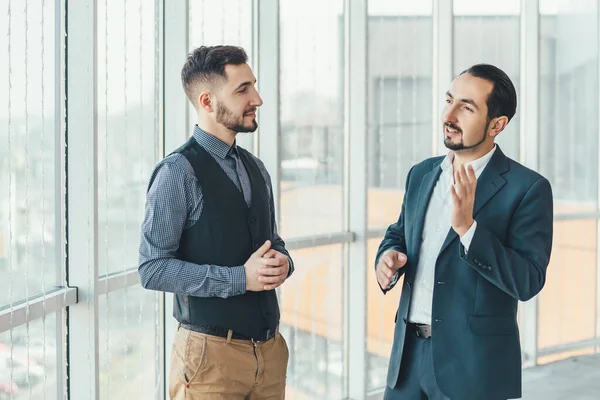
[408,145,497,325]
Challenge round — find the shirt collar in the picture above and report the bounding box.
[193,125,238,159]
[441,144,497,179]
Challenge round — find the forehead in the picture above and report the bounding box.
[448,73,493,108]
[223,63,255,86]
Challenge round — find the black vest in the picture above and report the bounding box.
[172,137,280,338]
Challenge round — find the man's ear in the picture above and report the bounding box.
[198,91,213,112]
[488,116,509,138]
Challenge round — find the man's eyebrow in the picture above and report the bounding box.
[446,91,479,110]
[234,79,257,91]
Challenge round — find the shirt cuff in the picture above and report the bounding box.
[230,266,247,296]
[460,221,477,252]
[389,271,400,287]
[286,256,295,277]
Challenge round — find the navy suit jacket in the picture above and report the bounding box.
[376,146,553,399]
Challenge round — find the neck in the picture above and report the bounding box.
[453,142,495,168]
[197,114,236,146]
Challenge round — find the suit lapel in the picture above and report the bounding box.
[411,162,443,257]
[437,146,509,256]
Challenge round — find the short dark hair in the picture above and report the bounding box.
[181,45,248,106]
[460,64,517,123]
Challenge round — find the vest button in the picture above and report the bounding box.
[250,216,257,223]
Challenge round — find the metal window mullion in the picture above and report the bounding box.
[520,0,540,168]
[597,0,600,355]
[554,211,600,220]
[520,0,540,369]
[163,0,189,154]
[56,0,68,398]
[256,0,280,220]
[98,269,141,294]
[537,337,600,358]
[432,0,453,157]
[345,0,368,398]
[66,0,99,398]
[286,231,355,251]
[0,288,78,331]
[163,1,189,398]
[155,0,167,398]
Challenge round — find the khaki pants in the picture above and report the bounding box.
[169,326,289,399]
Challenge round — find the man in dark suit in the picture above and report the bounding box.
[375,64,553,400]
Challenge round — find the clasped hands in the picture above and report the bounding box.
[244,240,289,291]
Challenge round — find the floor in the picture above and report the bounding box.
[521,353,600,400]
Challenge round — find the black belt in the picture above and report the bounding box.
[180,323,278,342]
[407,322,432,338]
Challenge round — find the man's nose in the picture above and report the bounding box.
[252,92,264,107]
[443,107,458,124]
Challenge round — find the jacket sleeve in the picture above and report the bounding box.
[459,177,554,301]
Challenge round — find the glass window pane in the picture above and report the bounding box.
[0,0,60,304]
[99,286,161,398]
[454,0,520,15]
[279,244,344,399]
[453,0,521,160]
[97,0,160,275]
[366,1,433,391]
[367,1,434,230]
[189,0,252,49]
[537,219,597,363]
[279,0,345,237]
[539,0,598,209]
[188,0,255,151]
[0,315,59,399]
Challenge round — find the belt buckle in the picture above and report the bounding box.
[415,327,421,337]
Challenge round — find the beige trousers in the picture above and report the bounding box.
[169,326,289,399]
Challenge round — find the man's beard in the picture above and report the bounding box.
[215,100,258,133]
[443,121,487,151]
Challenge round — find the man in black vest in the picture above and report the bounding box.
[138,45,294,399]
